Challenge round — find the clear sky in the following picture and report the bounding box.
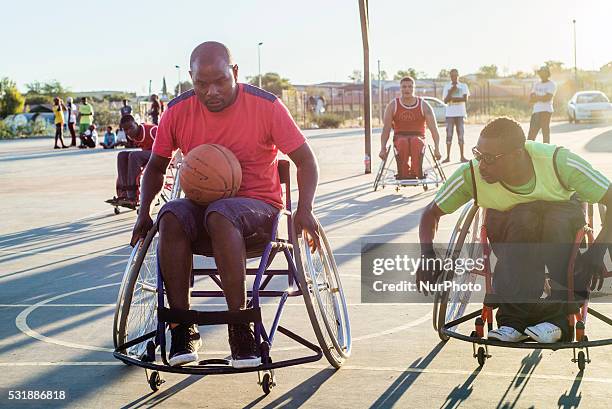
[2,0,611,94]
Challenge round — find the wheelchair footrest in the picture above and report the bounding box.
[158,307,262,326]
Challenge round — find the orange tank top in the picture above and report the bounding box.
[392,97,426,136]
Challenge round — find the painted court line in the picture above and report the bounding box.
[0,361,610,385]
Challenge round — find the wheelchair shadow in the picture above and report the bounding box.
[244,368,336,409]
[557,372,583,409]
[120,374,203,408]
[584,129,612,153]
[495,350,542,409]
[369,341,446,409]
[439,367,482,409]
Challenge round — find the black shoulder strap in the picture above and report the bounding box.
[552,146,570,191]
[469,160,478,207]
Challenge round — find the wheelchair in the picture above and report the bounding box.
[112,152,182,215]
[113,159,351,394]
[432,201,612,370]
[373,144,446,192]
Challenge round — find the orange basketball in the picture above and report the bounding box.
[179,144,242,204]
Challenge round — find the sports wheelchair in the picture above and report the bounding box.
[432,201,612,370]
[112,152,182,215]
[113,159,351,394]
[373,144,446,192]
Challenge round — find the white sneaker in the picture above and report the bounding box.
[524,322,562,343]
[488,326,528,342]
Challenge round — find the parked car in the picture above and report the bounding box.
[567,91,612,123]
[422,96,446,124]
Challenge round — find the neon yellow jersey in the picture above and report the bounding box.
[78,104,94,125]
[434,141,610,213]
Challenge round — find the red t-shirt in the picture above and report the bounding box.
[153,84,306,208]
[129,123,157,151]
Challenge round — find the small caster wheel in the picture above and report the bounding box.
[114,207,120,215]
[577,351,586,371]
[148,371,164,392]
[261,372,275,395]
[143,341,156,362]
[423,185,429,191]
[477,346,487,367]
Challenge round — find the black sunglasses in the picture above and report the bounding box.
[472,147,519,165]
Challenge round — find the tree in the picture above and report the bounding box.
[25,80,69,100]
[394,68,425,80]
[0,78,25,118]
[349,70,362,83]
[543,60,565,74]
[437,69,451,80]
[371,71,388,82]
[246,72,292,96]
[162,77,168,96]
[477,65,499,79]
[174,80,193,96]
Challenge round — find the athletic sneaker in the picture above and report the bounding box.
[487,326,528,342]
[524,322,562,343]
[228,323,261,369]
[169,324,202,366]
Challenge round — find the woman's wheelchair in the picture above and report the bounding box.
[432,201,612,371]
[373,144,446,192]
[113,159,351,394]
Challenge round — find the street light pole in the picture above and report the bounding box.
[175,65,181,96]
[257,42,263,89]
[572,19,578,87]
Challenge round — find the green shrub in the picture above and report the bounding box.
[314,113,343,129]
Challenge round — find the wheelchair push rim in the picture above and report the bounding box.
[292,215,352,368]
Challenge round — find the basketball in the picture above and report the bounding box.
[179,144,242,204]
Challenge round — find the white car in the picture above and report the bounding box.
[567,91,612,123]
[422,96,446,124]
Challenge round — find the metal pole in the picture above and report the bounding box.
[378,59,383,124]
[148,80,152,96]
[573,19,578,87]
[359,0,372,174]
[258,42,263,89]
[175,65,181,95]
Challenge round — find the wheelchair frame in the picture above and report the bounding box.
[113,159,351,394]
[373,144,446,192]
[433,201,612,370]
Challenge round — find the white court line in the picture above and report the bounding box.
[0,249,130,258]
[0,361,611,385]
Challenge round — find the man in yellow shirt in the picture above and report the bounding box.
[53,97,68,149]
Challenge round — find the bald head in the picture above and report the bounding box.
[190,41,233,71]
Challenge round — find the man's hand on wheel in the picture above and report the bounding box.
[130,213,153,247]
[576,251,606,291]
[416,249,444,296]
[294,207,321,252]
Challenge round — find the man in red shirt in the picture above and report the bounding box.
[378,76,441,179]
[130,41,320,368]
[106,115,156,208]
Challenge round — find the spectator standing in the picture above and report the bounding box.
[78,97,94,135]
[66,97,79,146]
[53,97,69,149]
[120,99,132,117]
[527,66,557,144]
[149,94,161,125]
[442,68,470,163]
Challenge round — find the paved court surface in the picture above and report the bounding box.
[1,122,612,408]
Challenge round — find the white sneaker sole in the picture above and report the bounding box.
[487,333,528,343]
[231,357,262,369]
[169,351,199,366]
[524,328,561,343]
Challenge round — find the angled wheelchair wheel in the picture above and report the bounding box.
[114,225,161,360]
[373,146,391,192]
[436,202,482,341]
[292,217,351,368]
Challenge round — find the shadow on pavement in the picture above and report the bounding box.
[557,371,583,409]
[440,367,482,409]
[550,122,609,135]
[369,341,446,408]
[584,129,612,153]
[495,350,542,409]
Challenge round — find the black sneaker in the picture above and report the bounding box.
[169,324,202,366]
[228,324,261,368]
